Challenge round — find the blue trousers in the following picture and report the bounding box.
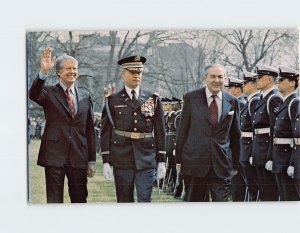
[113,168,156,202]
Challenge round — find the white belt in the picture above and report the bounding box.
[241,131,253,138]
[295,138,300,146]
[254,127,270,135]
[273,138,294,147]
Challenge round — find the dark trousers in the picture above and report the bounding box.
[241,162,259,201]
[113,168,156,203]
[295,179,300,199]
[231,165,246,201]
[275,173,299,201]
[45,166,88,203]
[183,168,231,202]
[255,165,279,201]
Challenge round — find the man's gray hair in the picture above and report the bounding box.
[204,64,227,77]
[55,54,78,77]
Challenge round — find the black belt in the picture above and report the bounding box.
[114,129,153,139]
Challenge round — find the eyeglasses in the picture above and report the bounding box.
[125,68,143,75]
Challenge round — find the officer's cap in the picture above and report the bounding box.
[172,97,182,103]
[225,77,244,87]
[243,71,258,82]
[161,97,172,103]
[278,66,298,81]
[256,64,278,77]
[118,55,146,69]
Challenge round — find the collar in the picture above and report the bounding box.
[247,91,260,101]
[59,80,75,94]
[262,86,275,98]
[282,92,295,102]
[205,87,222,100]
[125,85,140,98]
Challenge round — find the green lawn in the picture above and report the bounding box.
[28,139,181,203]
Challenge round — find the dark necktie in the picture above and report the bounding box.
[131,90,137,104]
[66,88,75,119]
[209,95,218,127]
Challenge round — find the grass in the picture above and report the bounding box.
[28,139,181,204]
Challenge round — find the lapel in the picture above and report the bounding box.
[119,88,133,108]
[194,88,211,124]
[255,89,276,111]
[276,93,296,116]
[219,91,233,124]
[134,90,148,110]
[75,87,84,119]
[53,83,71,116]
[240,100,248,115]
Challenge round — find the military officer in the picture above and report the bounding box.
[100,55,166,202]
[251,64,282,201]
[273,67,299,200]
[287,73,300,198]
[239,71,260,201]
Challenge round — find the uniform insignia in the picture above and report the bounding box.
[114,105,128,108]
[141,97,155,117]
[274,107,279,113]
[134,55,140,62]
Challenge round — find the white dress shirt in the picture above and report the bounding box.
[205,87,222,120]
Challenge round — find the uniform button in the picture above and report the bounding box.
[274,126,276,128]
[296,119,298,121]
[119,112,121,115]
[276,117,278,120]
[254,113,257,115]
[253,121,254,123]
[266,140,268,143]
[134,112,137,116]
[114,141,116,144]
[134,128,137,131]
[134,120,137,123]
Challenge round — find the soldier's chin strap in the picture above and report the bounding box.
[105,96,115,129]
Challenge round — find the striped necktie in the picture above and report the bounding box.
[66,88,75,119]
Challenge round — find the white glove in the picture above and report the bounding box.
[157,162,166,180]
[176,164,181,174]
[173,149,176,156]
[265,160,273,171]
[287,166,294,178]
[249,156,253,165]
[103,163,114,181]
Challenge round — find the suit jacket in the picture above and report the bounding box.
[175,87,240,179]
[252,89,282,166]
[29,75,96,169]
[100,87,166,170]
[272,93,296,173]
[239,93,260,162]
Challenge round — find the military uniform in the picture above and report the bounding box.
[239,71,260,201]
[100,55,166,202]
[272,67,299,201]
[226,77,247,201]
[289,97,300,197]
[252,64,281,201]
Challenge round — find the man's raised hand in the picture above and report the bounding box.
[40,47,55,75]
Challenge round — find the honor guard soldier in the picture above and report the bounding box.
[225,77,247,109]
[239,71,260,201]
[164,97,183,194]
[225,76,247,201]
[287,72,300,198]
[273,68,299,200]
[251,64,282,201]
[171,97,185,199]
[100,55,166,202]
